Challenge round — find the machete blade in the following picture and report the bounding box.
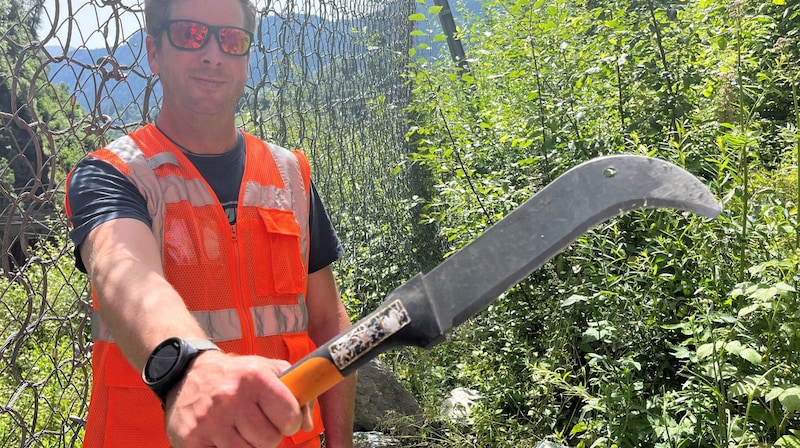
[426,154,721,337]
[280,155,721,404]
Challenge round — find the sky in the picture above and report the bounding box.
[36,0,381,50]
[38,0,145,50]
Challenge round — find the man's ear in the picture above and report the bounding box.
[145,34,160,75]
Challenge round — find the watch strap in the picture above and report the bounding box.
[185,339,221,352]
[144,337,221,408]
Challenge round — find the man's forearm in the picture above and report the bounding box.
[318,374,357,448]
[83,218,207,370]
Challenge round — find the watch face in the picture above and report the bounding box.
[145,339,182,382]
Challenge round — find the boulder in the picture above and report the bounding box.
[354,358,422,436]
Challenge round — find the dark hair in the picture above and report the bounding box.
[145,0,257,43]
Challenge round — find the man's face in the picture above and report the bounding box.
[146,0,250,117]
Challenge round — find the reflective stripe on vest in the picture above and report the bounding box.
[92,302,309,342]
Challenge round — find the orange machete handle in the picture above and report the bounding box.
[279,275,435,404]
[280,353,345,405]
[279,274,437,404]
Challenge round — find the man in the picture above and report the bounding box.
[64,0,356,446]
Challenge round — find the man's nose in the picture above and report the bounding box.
[202,32,225,64]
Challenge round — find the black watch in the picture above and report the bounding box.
[142,337,220,407]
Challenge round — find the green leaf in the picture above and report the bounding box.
[766,386,784,402]
[729,381,752,398]
[725,340,743,355]
[668,343,692,360]
[561,294,589,307]
[582,328,602,342]
[570,421,589,435]
[780,387,800,413]
[739,348,762,365]
[751,286,786,301]
[703,362,738,379]
[776,435,800,447]
[749,261,795,275]
[408,13,426,21]
[738,303,760,317]
[697,342,722,359]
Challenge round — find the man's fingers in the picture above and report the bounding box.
[300,402,315,433]
[272,359,292,373]
[209,426,256,448]
[254,369,305,436]
[233,401,282,448]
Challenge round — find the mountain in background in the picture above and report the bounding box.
[45,0,483,123]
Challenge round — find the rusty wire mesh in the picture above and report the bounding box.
[1,0,426,445]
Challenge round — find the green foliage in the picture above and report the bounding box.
[395,0,800,446]
[0,238,90,447]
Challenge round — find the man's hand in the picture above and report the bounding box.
[165,351,314,448]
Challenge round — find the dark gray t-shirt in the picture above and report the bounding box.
[67,132,343,273]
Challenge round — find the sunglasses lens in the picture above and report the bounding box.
[168,21,208,49]
[165,21,252,56]
[218,28,252,56]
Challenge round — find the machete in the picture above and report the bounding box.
[280,154,721,404]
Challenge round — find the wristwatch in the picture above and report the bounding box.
[142,337,220,407]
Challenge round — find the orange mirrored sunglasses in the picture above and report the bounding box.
[165,20,253,56]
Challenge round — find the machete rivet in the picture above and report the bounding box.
[604,167,617,178]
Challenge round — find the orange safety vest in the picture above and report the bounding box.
[65,124,324,448]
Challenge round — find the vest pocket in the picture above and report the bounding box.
[281,332,315,364]
[105,386,168,446]
[100,345,169,446]
[252,208,304,296]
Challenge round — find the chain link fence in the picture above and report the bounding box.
[0,0,439,445]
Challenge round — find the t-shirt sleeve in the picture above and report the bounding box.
[66,157,152,272]
[307,181,344,273]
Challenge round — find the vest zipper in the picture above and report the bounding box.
[231,223,256,354]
